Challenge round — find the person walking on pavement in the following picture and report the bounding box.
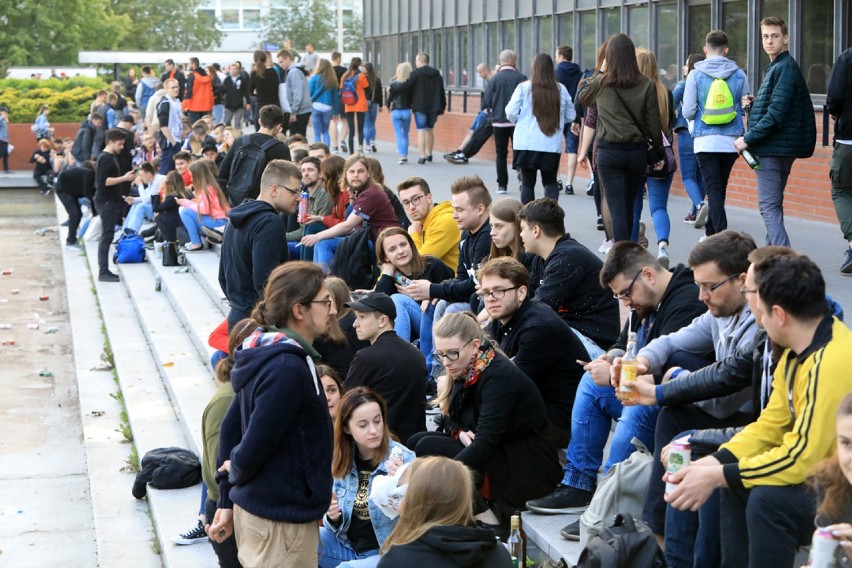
[827,46,852,274]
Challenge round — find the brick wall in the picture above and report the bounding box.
[6,123,80,170]
[374,108,837,223]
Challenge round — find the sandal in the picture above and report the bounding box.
[182,243,204,252]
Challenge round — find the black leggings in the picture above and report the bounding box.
[346,111,365,153]
[596,143,648,242]
[57,192,82,245]
[519,167,559,204]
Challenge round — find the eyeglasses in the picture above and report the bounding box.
[309,298,334,310]
[400,194,425,208]
[613,270,643,300]
[432,338,474,363]
[478,286,518,300]
[273,183,300,196]
[696,273,740,293]
[740,287,758,297]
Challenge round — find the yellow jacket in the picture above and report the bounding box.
[410,201,460,271]
[716,317,852,489]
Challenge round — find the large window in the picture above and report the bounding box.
[654,3,678,88]
[434,31,443,79]
[557,12,574,50]
[603,8,621,38]
[460,28,470,86]
[579,11,597,71]
[519,18,533,71]
[447,29,456,85]
[687,4,711,58]
[628,5,649,49]
[801,0,834,95]
[487,22,500,63]
[504,20,517,53]
[472,24,485,73]
[539,16,554,58]
[722,1,748,72]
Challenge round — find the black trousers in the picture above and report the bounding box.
[0,140,8,172]
[696,152,739,236]
[57,192,82,245]
[520,167,559,204]
[492,126,514,187]
[346,111,365,152]
[204,498,242,568]
[596,143,648,242]
[720,484,815,568]
[289,112,311,137]
[95,200,122,275]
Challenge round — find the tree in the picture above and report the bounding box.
[343,11,364,52]
[265,0,337,52]
[111,0,223,51]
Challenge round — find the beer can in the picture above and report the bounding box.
[665,442,692,494]
[27,324,39,330]
[11,289,20,294]
[0,323,12,329]
[809,528,839,568]
[39,295,49,301]
[154,275,162,292]
[2,268,13,275]
[2,339,15,345]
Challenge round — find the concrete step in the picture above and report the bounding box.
[180,249,229,319]
[82,241,216,567]
[522,512,583,567]
[0,170,38,188]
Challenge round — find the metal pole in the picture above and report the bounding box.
[337,0,345,53]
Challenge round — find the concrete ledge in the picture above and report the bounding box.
[0,171,38,188]
[522,512,582,567]
[182,250,229,319]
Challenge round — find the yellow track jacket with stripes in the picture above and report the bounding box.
[714,316,852,490]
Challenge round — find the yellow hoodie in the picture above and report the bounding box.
[410,200,460,271]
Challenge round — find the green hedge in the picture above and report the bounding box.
[0,77,108,124]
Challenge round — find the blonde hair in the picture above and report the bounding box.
[380,457,474,554]
[432,312,487,414]
[395,62,413,81]
[188,159,230,214]
[636,48,670,130]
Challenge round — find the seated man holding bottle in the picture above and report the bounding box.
[525,240,706,527]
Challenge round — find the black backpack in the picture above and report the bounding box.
[132,447,202,499]
[330,226,379,290]
[226,136,280,206]
[576,513,667,568]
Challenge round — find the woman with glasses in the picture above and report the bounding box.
[373,227,455,375]
[407,312,561,535]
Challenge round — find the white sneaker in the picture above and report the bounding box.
[598,239,614,254]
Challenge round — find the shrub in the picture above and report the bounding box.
[0,77,108,123]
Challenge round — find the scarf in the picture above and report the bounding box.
[448,342,496,432]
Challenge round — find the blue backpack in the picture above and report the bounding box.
[139,82,156,113]
[341,72,360,106]
[114,233,146,264]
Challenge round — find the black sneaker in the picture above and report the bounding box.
[497,186,508,195]
[202,226,224,244]
[525,484,593,514]
[98,271,120,283]
[561,519,581,541]
[340,142,348,153]
[586,179,594,196]
[842,248,852,275]
[417,157,427,165]
[370,144,378,153]
[556,179,564,193]
[426,155,433,162]
[596,215,605,231]
[564,184,574,196]
[172,520,208,545]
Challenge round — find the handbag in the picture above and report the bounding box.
[162,241,179,267]
[612,90,676,178]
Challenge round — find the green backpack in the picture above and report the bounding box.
[701,77,737,125]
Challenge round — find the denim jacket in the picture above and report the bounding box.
[506,81,575,153]
[683,56,748,139]
[323,440,416,548]
[672,80,689,133]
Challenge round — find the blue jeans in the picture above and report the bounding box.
[392,294,434,377]
[123,202,154,233]
[213,104,224,124]
[391,109,411,158]
[647,174,674,244]
[677,131,705,210]
[312,109,333,145]
[314,237,345,273]
[562,373,659,491]
[317,527,379,568]
[664,489,722,568]
[364,102,378,145]
[287,241,301,259]
[178,208,227,246]
[755,155,795,247]
[159,143,180,174]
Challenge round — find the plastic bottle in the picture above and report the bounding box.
[298,189,309,223]
[618,332,639,403]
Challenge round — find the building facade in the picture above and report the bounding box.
[363,0,849,98]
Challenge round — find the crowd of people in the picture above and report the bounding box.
[33,19,852,568]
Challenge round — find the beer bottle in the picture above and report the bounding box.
[618,331,639,403]
[507,515,523,567]
[741,148,760,169]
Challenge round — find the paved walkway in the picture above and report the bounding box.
[366,139,852,313]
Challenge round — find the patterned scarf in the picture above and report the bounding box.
[448,342,496,429]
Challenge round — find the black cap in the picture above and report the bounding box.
[345,292,397,321]
[202,143,219,154]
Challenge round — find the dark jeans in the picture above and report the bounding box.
[493,126,515,187]
[346,111,365,152]
[520,166,559,204]
[57,192,82,245]
[696,152,738,236]
[290,112,311,137]
[95,200,122,275]
[204,498,242,568]
[299,221,326,261]
[720,484,815,568]
[0,140,8,171]
[187,111,209,124]
[159,143,180,174]
[596,142,648,242]
[831,141,852,241]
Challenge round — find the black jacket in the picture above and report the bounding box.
[395,65,446,114]
[445,345,561,508]
[533,234,620,349]
[56,166,95,200]
[489,298,588,429]
[827,47,852,141]
[223,73,250,110]
[161,69,186,100]
[483,66,527,123]
[218,199,289,326]
[556,61,583,99]
[217,133,291,197]
[71,119,98,164]
[343,331,426,445]
[386,80,412,110]
[429,221,492,304]
[377,525,513,568]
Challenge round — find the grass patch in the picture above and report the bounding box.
[145,508,162,556]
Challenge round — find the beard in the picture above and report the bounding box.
[348,179,370,194]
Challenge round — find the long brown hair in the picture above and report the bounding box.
[253,50,267,79]
[380,457,474,554]
[375,227,426,278]
[321,154,346,204]
[214,318,257,384]
[488,198,524,260]
[332,387,391,479]
[162,170,189,198]
[636,48,670,129]
[808,392,852,521]
[323,276,350,345]
[345,56,363,79]
[600,34,643,89]
[189,159,230,214]
[315,59,338,91]
[252,262,326,329]
[530,53,560,136]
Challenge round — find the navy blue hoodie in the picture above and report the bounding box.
[217,328,333,522]
[219,199,289,327]
[556,60,583,100]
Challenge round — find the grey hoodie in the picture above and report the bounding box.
[285,64,312,115]
[682,55,749,121]
[135,77,160,116]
